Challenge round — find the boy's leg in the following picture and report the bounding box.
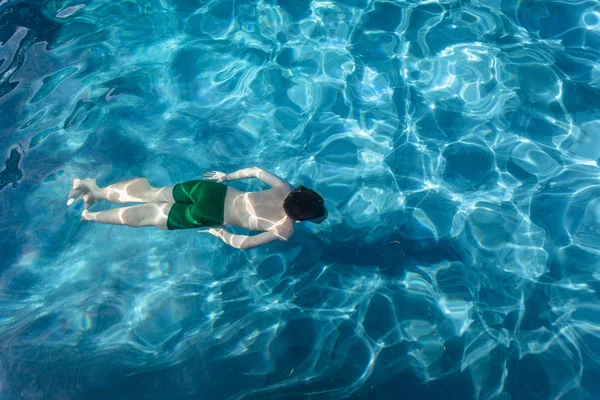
[100,178,175,203]
[67,178,175,208]
[81,203,172,229]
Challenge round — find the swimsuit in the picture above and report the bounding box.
[166,180,228,230]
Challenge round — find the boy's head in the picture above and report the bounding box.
[283,186,327,223]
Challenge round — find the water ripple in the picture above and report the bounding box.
[0,0,600,399]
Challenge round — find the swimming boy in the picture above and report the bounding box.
[66,167,327,250]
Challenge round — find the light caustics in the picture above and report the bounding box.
[1,0,600,399]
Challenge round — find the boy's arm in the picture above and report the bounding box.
[203,167,290,188]
[201,227,287,250]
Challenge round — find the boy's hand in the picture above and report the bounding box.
[198,228,225,239]
[203,171,227,182]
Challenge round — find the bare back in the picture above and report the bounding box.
[223,185,295,239]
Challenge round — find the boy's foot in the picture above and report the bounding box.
[67,178,102,210]
[81,209,93,221]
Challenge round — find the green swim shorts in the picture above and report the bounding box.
[166,180,228,230]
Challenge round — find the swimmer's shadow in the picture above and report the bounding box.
[297,225,465,276]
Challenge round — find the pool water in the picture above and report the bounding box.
[1,0,600,399]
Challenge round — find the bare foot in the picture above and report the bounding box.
[67,178,103,210]
[81,209,96,222]
[81,209,90,221]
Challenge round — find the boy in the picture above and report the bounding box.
[67,167,327,250]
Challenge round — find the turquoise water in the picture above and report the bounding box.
[1,0,600,398]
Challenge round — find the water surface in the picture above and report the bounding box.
[1,0,600,399]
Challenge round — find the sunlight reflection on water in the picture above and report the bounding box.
[1,0,600,399]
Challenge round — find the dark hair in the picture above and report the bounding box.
[283,186,326,221]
